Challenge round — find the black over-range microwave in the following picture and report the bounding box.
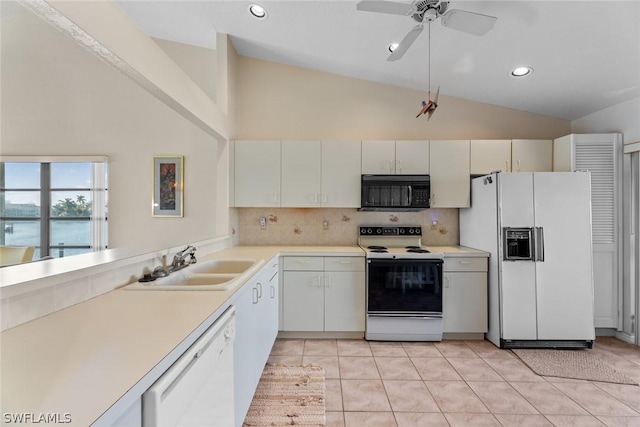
[360,175,431,211]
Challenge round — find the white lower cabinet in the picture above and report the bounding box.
[232,257,279,426]
[443,256,488,334]
[282,256,365,332]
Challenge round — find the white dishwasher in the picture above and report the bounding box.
[143,306,235,427]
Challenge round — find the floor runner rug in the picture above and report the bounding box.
[243,364,326,426]
[512,349,637,385]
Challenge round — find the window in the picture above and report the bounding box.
[0,157,108,259]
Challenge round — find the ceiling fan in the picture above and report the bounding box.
[356,0,497,61]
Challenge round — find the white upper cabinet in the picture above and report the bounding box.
[321,140,361,207]
[362,140,396,174]
[280,140,361,208]
[429,140,470,208]
[281,140,322,207]
[395,140,430,174]
[470,139,552,174]
[362,140,429,174]
[470,140,511,174]
[234,140,281,207]
[512,139,552,172]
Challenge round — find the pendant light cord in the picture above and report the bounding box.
[428,22,431,97]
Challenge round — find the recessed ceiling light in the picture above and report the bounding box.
[249,4,267,19]
[388,43,399,53]
[511,66,533,77]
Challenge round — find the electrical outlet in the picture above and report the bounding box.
[322,220,329,230]
[260,217,267,230]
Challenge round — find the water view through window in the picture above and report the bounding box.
[1,161,108,260]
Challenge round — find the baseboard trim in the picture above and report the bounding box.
[277,331,364,339]
[614,331,636,344]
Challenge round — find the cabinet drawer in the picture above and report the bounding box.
[282,256,324,271]
[324,257,365,272]
[443,257,487,272]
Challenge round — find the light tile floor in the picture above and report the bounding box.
[264,337,640,427]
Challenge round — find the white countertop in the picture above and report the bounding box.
[0,244,484,426]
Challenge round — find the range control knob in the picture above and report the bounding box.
[376,228,382,234]
[367,228,373,234]
[414,227,422,235]
[409,228,414,234]
[399,228,405,235]
[360,227,367,235]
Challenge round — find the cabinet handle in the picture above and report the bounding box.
[396,160,402,174]
[517,159,521,171]
[296,260,311,264]
[322,193,328,203]
[270,285,275,299]
[387,159,394,173]
[325,276,331,287]
[506,160,510,172]
[318,275,323,287]
[257,282,262,298]
[252,287,259,304]
[313,193,319,203]
[271,193,278,203]
[459,261,472,265]
[432,193,436,204]
[445,276,450,288]
[338,260,352,264]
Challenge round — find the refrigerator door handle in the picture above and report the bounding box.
[534,227,545,262]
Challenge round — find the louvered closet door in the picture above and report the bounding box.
[574,134,622,328]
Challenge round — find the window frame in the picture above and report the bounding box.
[0,156,108,259]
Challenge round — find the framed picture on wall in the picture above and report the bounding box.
[152,155,184,217]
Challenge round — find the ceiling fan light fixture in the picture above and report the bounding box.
[388,43,399,53]
[248,4,267,19]
[511,66,533,77]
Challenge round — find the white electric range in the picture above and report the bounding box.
[359,226,445,341]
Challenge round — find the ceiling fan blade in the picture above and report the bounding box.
[387,24,423,61]
[356,0,415,16]
[441,9,497,36]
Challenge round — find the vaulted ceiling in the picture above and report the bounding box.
[118,1,640,120]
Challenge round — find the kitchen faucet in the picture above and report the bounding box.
[170,245,197,272]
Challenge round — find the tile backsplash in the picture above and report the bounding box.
[234,208,459,246]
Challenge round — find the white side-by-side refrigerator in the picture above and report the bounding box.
[460,172,595,349]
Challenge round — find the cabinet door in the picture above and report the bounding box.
[254,266,279,370]
[234,140,281,207]
[395,140,430,174]
[281,140,321,207]
[324,271,366,331]
[233,284,259,423]
[470,140,511,174]
[512,139,552,172]
[429,140,470,208]
[362,140,396,174]
[283,271,324,331]
[443,272,487,333]
[321,140,361,207]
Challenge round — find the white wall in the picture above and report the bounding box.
[236,57,571,141]
[572,97,640,144]
[0,1,221,250]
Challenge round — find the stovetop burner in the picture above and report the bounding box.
[368,246,387,250]
[407,248,430,253]
[370,249,388,253]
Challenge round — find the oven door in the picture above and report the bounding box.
[367,258,443,315]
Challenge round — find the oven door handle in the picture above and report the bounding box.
[368,314,442,319]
